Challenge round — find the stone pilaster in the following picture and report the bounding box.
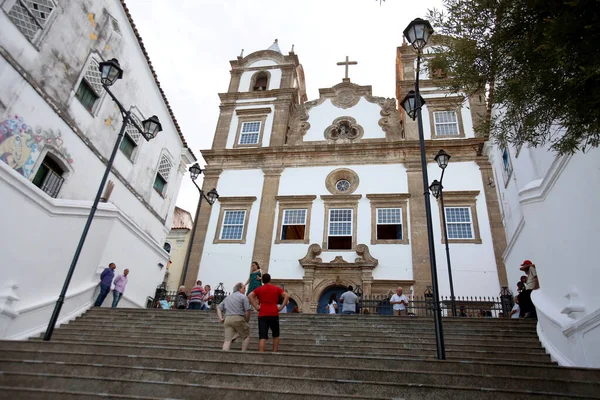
[361,268,373,296]
[406,161,432,296]
[228,70,243,93]
[269,101,292,147]
[476,157,509,288]
[211,105,235,149]
[250,167,284,273]
[183,167,223,289]
[302,267,315,313]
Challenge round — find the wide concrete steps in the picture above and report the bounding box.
[1,308,598,399]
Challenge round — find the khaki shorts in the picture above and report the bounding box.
[394,309,407,316]
[224,315,250,341]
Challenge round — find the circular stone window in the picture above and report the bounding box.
[336,179,351,192]
[325,168,360,195]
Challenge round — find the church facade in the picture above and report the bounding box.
[185,40,508,313]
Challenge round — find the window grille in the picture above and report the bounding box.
[220,210,246,240]
[239,121,261,144]
[84,58,104,95]
[126,115,142,144]
[32,157,64,198]
[8,0,55,42]
[157,154,173,182]
[376,208,403,240]
[109,15,121,34]
[433,111,459,136]
[445,207,474,239]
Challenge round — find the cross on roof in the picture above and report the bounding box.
[337,56,358,80]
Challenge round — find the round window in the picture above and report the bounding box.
[336,179,351,192]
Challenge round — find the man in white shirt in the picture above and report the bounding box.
[339,286,358,315]
[390,287,409,316]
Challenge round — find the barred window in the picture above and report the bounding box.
[281,209,307,241]
[433,111,459,136]
[32,154,64,198]
[157,154,173,182]
[7,0,56,42]
[239,121,261,144]
[328,208,352,250]
[120,116,142,160]
[75,58,103,112]
[220,210,247,240]
[376,208,402,240]
[445,207,474,239]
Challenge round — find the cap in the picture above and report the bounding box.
[521,260,533,266]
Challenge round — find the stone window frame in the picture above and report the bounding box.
[321,194,361,251]
[213,196,257,244]
[325,168,360,195]
[249,70,271,92]
[426,97,466,139]
[437,190,482,244]
[233,108,271,148]
[274,195,316,244]
[3,0,60,48]
[366,194,410,245]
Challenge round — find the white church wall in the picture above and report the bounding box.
[197,169,264,292]
[426,161,501,297]
[225,105,275,149]
[238,62,282,92]
[0,162,169,339]
[303,98,386,142]
[496,146,600,367]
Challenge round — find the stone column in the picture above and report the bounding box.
[183,167,223,289]
[406,161,433,296]
[250,167,284,273]
[211,105,235,149]
[228,70,242,93]
[302,267,315,313]
[268,101,292,147]
[476,157,509,288]
[361,269,373,296]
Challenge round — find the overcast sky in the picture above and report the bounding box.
[126,0,444,217]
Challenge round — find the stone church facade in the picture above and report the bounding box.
[185,40,508,313]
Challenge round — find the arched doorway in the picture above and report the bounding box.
[317,285,347,314]
[284,298,298,313]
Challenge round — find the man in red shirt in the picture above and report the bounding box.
[248,273,289,352]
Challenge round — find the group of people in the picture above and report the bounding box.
[327,286,409,316]
[216,261,290,353]
[173,281,214,310]
[94,263,129,308]
[510,259,539,319]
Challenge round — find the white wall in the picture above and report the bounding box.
[0,162,168,339]
[303,98,386,142]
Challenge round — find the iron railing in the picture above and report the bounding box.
[36,167,64,198]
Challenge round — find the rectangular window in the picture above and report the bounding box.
[119,134,136,159]
[119,118,142,160]
[445,207,474,239]
[376,208,403,240]
[433,111,459,136]
[281,209,307,241]
[8,0,56,43]
[239,121,261,144]
[328,208,352,250]
[75,80,99,112]
[153,174,166,195]
[32,157,64,198]
[220,210,247,240]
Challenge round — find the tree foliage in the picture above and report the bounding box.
[427,0,600,154]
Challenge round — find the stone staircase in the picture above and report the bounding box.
[1,308,599,399]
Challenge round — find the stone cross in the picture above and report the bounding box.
[337,56,358,80]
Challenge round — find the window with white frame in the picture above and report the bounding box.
[220,210,247,240]
[328,208,352,250]
[120,115,142,160]
[7,0,56,43]
[153,154,173,195]
[433,111,460,136]
[445,207,474,239]
[239,121,261,144]
[376,208,403,240]
[281,209,307,241]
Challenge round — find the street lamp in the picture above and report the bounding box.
[44,58,162,341]
[429,149,457,317]
[400,17,446,360]
[180,163,219,286]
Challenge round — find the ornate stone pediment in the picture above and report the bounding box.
[298,244,379,269]
[287,81,403,144]
[324,117,364,141]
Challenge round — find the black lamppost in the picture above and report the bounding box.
[400,18,446,360]
[180,163,218,286]
[44,58,163,341]
[429,149,457,317]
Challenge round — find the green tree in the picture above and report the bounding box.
[427,0,600,154]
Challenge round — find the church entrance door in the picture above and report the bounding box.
[317,285,347,314]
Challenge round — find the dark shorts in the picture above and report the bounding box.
[258,316,280,340]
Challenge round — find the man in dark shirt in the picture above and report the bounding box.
[94,263,116,307]
[248,273,289,352]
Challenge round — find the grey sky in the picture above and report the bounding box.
[125,0,443,217]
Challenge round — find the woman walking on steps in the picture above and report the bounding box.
[245,261,263,296]
[327,293,338,314]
